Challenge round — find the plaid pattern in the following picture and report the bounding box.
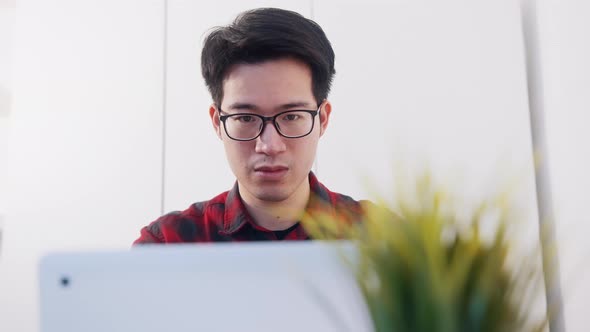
[133,172,364,244]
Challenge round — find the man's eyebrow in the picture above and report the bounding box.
[226,101,315,111]
[278,102,314,109]
[227,103,258,111]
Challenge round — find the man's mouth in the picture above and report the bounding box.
[254,165,289,179]
[254,166,289,172]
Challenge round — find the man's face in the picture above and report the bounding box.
[209,57,331,203]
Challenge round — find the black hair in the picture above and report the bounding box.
[201,8,336,107]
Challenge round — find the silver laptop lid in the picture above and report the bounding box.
[39,241,373,332]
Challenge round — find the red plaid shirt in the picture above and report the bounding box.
[133,172,365,244]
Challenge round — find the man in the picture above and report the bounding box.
[134,8,365,244]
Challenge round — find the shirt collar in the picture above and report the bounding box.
[220,172,335,235]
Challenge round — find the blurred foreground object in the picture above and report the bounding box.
[303,172,549,332]
[520,0,565,331]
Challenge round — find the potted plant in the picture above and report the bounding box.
[302,172,548,332]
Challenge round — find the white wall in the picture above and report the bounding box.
[315,0,535,204]
[538,1,590,330]
[0,3,16,324]
[0,0,16,240]
[1,0,589,331]
[1,0,165,331]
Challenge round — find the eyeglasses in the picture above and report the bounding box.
[218,106,321,141]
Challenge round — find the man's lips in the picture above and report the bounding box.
[254,166,289,172]
[253,166,289,180]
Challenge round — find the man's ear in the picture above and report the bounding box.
[209,104,222,140]
[319,100,332,137]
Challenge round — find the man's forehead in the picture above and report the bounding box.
[219,58,317,110]
[225,57,311,75]
[224,101,316,111]
[221,58,312,87]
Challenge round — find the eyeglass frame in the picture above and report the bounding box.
[217,104,322,141]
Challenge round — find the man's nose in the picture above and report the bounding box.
[255,121,287,155]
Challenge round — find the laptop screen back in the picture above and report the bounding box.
[39,242,373,332]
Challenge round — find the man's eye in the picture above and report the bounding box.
[283,114,300,121]
[234,115,255,123]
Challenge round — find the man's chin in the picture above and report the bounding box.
[252,190,291,203]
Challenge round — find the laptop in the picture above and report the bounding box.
[39,241,373,332]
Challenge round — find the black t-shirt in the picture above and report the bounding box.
[273,223,300,240]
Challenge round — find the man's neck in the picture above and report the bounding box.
[240,182,310,231]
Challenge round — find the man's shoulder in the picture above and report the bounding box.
[316,185,372,220]
[133,191,229,244]
[329,190,363,208]
[161,190,229,225]
[329,191,399,223]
